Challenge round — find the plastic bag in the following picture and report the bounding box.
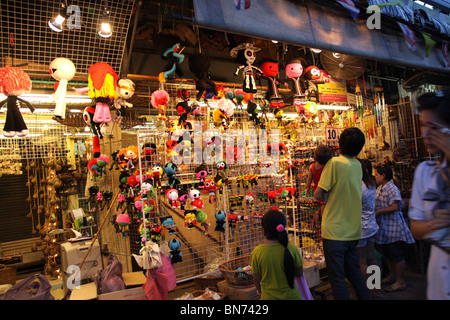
[155,254,177,291]
[3,275,54,300]
[295,274,313,300]
[143,269,168,300]
[92,254,125,294]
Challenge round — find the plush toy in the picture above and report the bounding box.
[116,210,130,238]
[114,79,135,111]
[163,162,180,186]
[213,98,234,130]
[191,102,204,120]
[150,165,163,188]
[161,216,177,235]
[142,142,157,166]
[151,89,170,121]
[189,189,203,209]
[195,164,208,189]
[274,108,283,128]
[87,155,109,180]
[195,210,209,234]
[260,59,286,108]
[245,192,255,208]
[0,66,34,137]
[203,179,218,203]
[215,210,226,232]
[165,188,179,209]
[49,58,76,120]
[228,210,237,229]
[168,238,183,263]
[303,66,323,102]
[139,179,155,200]
[188,52,218,100]
[246,100,260,126]
[124,146,139,171]
[178,188,189,213]
[175,100,191,130]
[184,211,198,230]
[231,43,262,93]
[159,43,185,83]
[87,62,118,124]
[285,58,307,106]
[150,223,162,242]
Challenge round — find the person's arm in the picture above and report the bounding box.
[314,186,326,202]
[306,166,313,191]
[294,266,303,278]
[375,201,399,216]
[410,209,450,240]
[253,273,262,295]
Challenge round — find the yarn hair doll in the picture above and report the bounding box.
[0,66,34,137]
[88,62,118,123]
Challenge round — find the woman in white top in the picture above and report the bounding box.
[409,88,450,300]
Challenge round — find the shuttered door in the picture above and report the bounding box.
[0,170,34,243]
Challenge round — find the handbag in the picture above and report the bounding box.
[3,275,54,300]
[143,269,168,300]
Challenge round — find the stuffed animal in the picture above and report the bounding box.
[195,210,209,234]
[188,52,218,100]
[150,165,163,188]
[175,101,192,130]
[168,238,183,263]
[246,100,260,126]
[231,43,262,93]
[150,223,162,242]
[260,59,287,108]
[215,210,226,232]
[274,108,283,128]
[87,62,118,124]
[161,216,177,235]
[0,66,34,137]
[116,210,130,238]
[83,106,102,158]
[158,43,185,83]
[114,79,135,111]
[195,164,208,189]
[49,58,76,120]
[124,146,138,171]
[151,89,170,121]
[87,155,109,180]
[189,189,203,209]
[165,188,179,209]
[184,211,198,230]
[163,163,180,186]
[178,188,189,213]
[285,58,307,106]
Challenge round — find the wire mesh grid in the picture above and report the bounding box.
[0,0,135,75]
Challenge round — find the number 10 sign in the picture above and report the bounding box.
[325,127,339,142]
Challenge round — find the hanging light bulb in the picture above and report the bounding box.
[98,5,112,38]
[311,48,322,53]
[48,1,68,32]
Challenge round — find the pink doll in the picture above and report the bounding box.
[151,89,170,121]
[285,58,307,107]
[116,210,130,238]
[165,188,179,209]
[0,66,34,137]
[49,57,76,120]
[189,189,203,209]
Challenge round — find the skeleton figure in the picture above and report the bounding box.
[231,43,262,93]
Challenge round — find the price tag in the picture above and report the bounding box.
[325,127,339,142]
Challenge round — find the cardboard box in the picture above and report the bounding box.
[69,282,98,300]
[218,280,260,300]
[122,272,147,288]
[97,286,147,300]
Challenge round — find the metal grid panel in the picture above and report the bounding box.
[1,0,135,75]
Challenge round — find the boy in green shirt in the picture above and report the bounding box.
[313,127,371,300]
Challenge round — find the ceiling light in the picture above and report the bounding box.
[311,48,322,53]
[48,2,68,32]
[317,104,351,111]
[98,5,112,38]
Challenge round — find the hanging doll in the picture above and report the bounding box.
[285,58,307,107]
[151,89,170,121]
[188,52,218,100]
[178,188,189,213]
[303,65,327,102]
[195,164,208,189]
[175,101,192,130]
[203,179,219,204]
[150,164,163,188]
[114,78,135,112]
[215,210,226,232]
[158,43,185,83]
[150,223,162,242]
[163,162,180,187]
[195,210,209,234]
[230,43,262,93]
[184,211,198,230]
[49,57,76,120]
[246,100,260,126]
[168,239,183,264]
[213,98,234,130]
[274,108,283,128]
[161,216,177,235]
[83,106,102,158]
[116,210,130,238]
[0,66,34,137]
[260,59,287,109]
[124,146,139,171]
[189,189,203,210]
[87,62,118,124]
[191,102,205,120]
[165,188,179,209]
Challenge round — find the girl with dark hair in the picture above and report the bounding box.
[374,164,415,292]
[409,88,450,300]
[250,210,303,300]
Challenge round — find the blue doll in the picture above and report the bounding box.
[215,210,226,232]
[168,238,183,264]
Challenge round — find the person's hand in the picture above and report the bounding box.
[311,211,321,232]
[429,128,450,162]
[429,208,450,232]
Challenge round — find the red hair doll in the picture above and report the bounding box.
[0,66,34,137]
